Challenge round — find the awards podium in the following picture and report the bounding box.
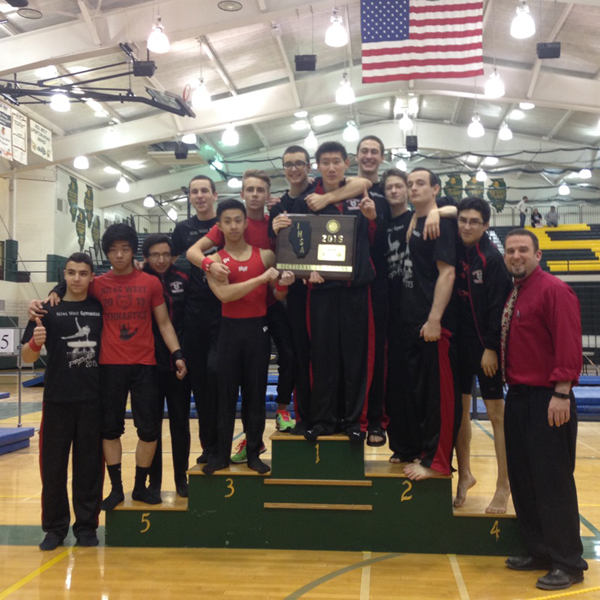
[105,433,525,555]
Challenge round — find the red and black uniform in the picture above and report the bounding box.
[292,179,378,437]
[504,266,587,576]
[214,246,271,464]
[22,299,103,542]
[144,264,192,491]
[171,215,220,459]
[207,214,296,409]
[456,232,512,399]
[387,216,460,475]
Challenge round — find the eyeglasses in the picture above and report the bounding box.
[148,252,172,260]
[458,217,485,226]
[283,161,308,171]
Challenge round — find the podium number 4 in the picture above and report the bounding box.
[491,520,500,541]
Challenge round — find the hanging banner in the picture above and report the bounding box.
[443,173,464,204]
[76,208,86,251]
[68,177,78,222]
[91,215,101,248]
[487,178,507,213]
[0,102,13,161]
[465,175,484,198]
[84,185,94,227]
[11,110,27,165]
[31,120,53,161]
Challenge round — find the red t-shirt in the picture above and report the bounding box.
[206,215,274,251]
[218,246,267,319]
[89,270,165,365]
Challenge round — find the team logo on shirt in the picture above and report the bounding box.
[346,199,360,210]
[472,269,483,284]
[61,317,98,368]
[117,293,132,309]
[223,257,231,264]
[170,281,184,293]
[238,266,248,272]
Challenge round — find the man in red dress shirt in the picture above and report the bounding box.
[502,229,588,591]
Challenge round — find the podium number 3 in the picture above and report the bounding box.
[491,520,500,541]
[401,480,413,502]
[225,478,235,498]
[141,513,150,533]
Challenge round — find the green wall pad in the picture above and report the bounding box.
[105,433,526,556]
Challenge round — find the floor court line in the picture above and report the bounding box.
[359,551,371,600]
[525,585,600,600]
[0,546,75,599]
[448,554,470,600]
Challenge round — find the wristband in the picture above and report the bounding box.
[553,391,570,400]
[275,282,287,292]
[29,339,42,352]
[201,257,214,272]
[172,349,185,362]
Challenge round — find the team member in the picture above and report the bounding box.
[290,141,378,441]
[202,199,294,475]
[388,168,460,480]
[171,175,220,464]
[23,253,103,551]
[454,197,512,514]
[502,229,588,591]
[187,170,296,450]
[31,224,187,509]
[143,234,192,498]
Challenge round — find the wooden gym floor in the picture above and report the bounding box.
[1,371,600,600]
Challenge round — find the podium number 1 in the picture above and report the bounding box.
[315,443,320,464]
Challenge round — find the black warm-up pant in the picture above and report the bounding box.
[185,308,220,458]
[216,317,270,463]
[39,401,103,539]
[307,284,373,433]
[367,277,389,431]
[386,326,461,474]
[267,301,296,407]
[504,386,588,574]
[149,369,192,489]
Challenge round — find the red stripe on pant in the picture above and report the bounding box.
[430,328,456,475]
[359,286,376,432]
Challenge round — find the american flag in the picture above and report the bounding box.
[361,0,484,83]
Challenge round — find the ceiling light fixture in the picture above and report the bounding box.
[335,72,355,106]
[396,158,407,172]
[498,121,513,140]
[192,79,211,109]
[343,120,359,142]
[210,159,223,170]
[143,195,156,208]
[182,133,197,145]
[579,168,592,179]
[103,166,121,175]
[50,90,70,112]
[218,1,243,11]
[167,207,178,221]
[312,114,333,127]
[467,112,485,138]
[294,110,308,119]
[116,176,130,194]
[147,16,170,54]
[519,102,535,110]
[509,109,525,120]
[73,156,89,170]
[476,169,487,182]
[398,111,413,132]
[325,7,348,48]
[228,177,243,189]
[221,123,239,146]
[291,120,309,131]
[558,183,570,195]
[484,156,499,166]
[510,0,536,39]
[484,68,505,99]
[304,130,318,150]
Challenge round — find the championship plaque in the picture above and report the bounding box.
[275,214,357,280]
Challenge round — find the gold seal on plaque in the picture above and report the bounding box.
[326,219,341,234]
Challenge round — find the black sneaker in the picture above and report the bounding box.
[175,477,189,498]
[132,487,162,505]
[76,532,99,547]
[39,532,64,551]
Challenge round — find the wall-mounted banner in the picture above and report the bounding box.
[487,178,507,212]
[0,102,13,161]
[68,177,78,222]
[465,175,484,198]
[30,120,53,161]
[84,185,94,227]
[11,110,27,165]
[76,208,86,251]
[443,173,464,203]
[91,215,101,248]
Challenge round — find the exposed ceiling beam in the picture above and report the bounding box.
[272,23,301,108]
[76,0,102,47]
[546,110,573,140]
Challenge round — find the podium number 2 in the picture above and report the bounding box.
[401,480,413,502]
[141,513,150,533]
[315,443,320,464]
[491,520,500,541]
[225,478,235,498]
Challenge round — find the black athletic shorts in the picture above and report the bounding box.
[100,364,161,442]
[458,340,504,400]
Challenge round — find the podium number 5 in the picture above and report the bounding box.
[141,513,150,533]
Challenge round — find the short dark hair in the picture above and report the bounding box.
[65,252,94,273]
[189,174,216,194]
[381,168,407,191]
[316,141,347,163]
[243,169,271,190]
[457,197,491,224]
[357,135,385,156]
[505,228,539,252]
[283,145,310,164]
[142,233,174,258]
[409,168,440,188]
[217,198,246,220]
[101,223,138,256]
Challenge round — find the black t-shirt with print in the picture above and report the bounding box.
[386,211,413,333]
[22,298,103,403]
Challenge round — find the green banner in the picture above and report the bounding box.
[68,176,78,222]
[443,173,464,203]
[487,178,507,213]
[91,215,101,246]
[84,185,94,227]
[465,175,484,198]
[76,208,86,251]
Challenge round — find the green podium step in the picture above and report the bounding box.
[105,432,526,556]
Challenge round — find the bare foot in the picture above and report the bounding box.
[389,453,402,464]
[453,473,477,508]
[485,487,510,514]
[368,432,385,445]
[403,463,440,480]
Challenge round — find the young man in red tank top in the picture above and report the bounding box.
[201,199,294,475]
